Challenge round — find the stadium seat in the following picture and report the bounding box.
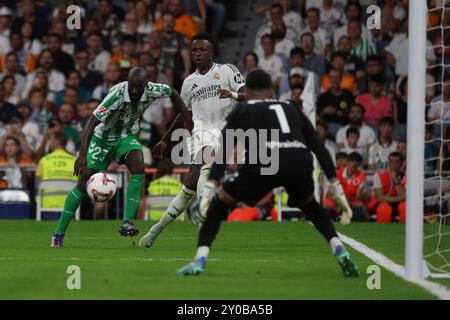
[0,190,30,219]
[36,179,80,221]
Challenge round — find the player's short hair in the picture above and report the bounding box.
[348,152,363,163]
[246,69,272,91]
[192,32,213,44]
[350,103,365,115]
[53,132,68,147]
[346,127,360,138]
[336,152,349,160]
[378,116,394,126]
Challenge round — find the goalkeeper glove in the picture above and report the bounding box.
[329,180,353,225]
[190,181,217,225]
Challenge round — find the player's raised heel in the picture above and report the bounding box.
[51,233,65,248]
[119,220,139,237]
[139,228,159,248]
[336,250,359,277]
[176,257,207,276]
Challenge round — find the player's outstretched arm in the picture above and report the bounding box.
[74,115,101,176]
[218,86,246,101]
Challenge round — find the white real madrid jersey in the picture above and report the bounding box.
[180,63,245,131]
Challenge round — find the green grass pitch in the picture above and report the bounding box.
[0,220,448,299]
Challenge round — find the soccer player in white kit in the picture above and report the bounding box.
[139,33,246,248]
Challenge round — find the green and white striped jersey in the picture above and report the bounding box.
[93,81,172,141]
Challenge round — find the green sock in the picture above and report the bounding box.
[54,187,86,234]
[123,173,144,222]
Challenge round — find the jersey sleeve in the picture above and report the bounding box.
[180,80,192,111]
[225,64,245,92]
[93,85,124,122]
[146,82,172,99]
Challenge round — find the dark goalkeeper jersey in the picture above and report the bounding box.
[209,99,337,181]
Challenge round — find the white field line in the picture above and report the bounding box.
[338,232,450,300]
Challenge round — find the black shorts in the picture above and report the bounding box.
[221,171,315,208]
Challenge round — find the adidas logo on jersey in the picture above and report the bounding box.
[191,83,198,91]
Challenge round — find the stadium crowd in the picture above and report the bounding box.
[0,0,447,223]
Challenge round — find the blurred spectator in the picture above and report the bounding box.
[368,117,398,171]
[424,125,439,172]
[368,152,406,223]
[46,33,75,76]
[299,7,330,57]
[1,32,36,74]
[258,34,284,89]
[243,51,259,78]
[20,21,42,57]
[2,75,19,105]
[159,11,191,82]
[256,0,302,41]
[254,4,285,49]
[324,152,367,221]
[339,127,366,163]
[54,70,92,108]
[49,18,75,56]
[76,99,98,140]
[355,74,393,126]
[25,49,65,97]
[3,114,34,158]
[0,6,12,54]
[357,55,393,96]
[16,101,40,151]
[57,102,80,149]
[147,158,183,220]
[136,1,156,36]
[112,11,144,54]
[300,32,326,77]
[335,151,348,169]
[384,21,436,77]
[427,74,450,122]
[86,31,112,73]
[319,0,345,40]
[0,52,26,97]
[36,118,76,161]
[96,0,120,40]
[92,62,121,101]
[74,49,104,92]
[35,132,76,209]
[280,48,310,95]
[156,0,198,43]
[333,2,374,48]
[321,51,356,94]
[11,0,50,40]
[317,68,354,125]
[393,76,407,125]
[0,134,34,189]
[316,119,336,163]
[336,103,376,156]
[28,87,52,135]
[287,84,304,109]
[348,20,377,61]
[336,35,365,79]
[112,35,139,69]
[280,67,306,100]
[0,81,17,125]
[256,21,294,64]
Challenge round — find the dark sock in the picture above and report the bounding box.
[300,200,338,242]
[198,196,229,248]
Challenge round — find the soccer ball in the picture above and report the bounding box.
[86,172,117,202]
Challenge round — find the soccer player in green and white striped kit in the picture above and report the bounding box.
[51,67,192,248]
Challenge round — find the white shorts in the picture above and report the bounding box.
[187,128,222,163]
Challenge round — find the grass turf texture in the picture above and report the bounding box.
[0,220,446,299]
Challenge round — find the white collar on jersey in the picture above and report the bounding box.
[195,62,216,75]
[123,81,149,103]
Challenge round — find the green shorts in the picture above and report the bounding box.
[86,134,143,171]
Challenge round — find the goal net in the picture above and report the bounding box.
[422,0,450,277]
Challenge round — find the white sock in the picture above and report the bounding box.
[195,246,210,259]
[329,237,344,255]
[197,164,212,195]
[152,185,196,233]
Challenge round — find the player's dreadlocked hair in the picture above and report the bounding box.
[192,32,213,44]
[246,69,272,91]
